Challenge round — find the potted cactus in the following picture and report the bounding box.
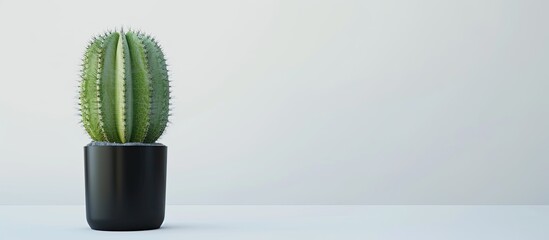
[79,29,170,231]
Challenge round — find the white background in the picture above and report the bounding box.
[0,0,547,204]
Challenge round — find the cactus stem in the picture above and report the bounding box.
[80,29,170,143]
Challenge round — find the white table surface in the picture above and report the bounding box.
[1,205,548,239]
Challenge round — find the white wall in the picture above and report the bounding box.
[0,0,548,204]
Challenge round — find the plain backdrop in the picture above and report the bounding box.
[0,0,548,205]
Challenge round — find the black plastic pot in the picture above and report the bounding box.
[84,143,167,231]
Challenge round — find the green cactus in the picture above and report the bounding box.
[79,29,170,143]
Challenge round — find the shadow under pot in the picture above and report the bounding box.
[84,143,167,231]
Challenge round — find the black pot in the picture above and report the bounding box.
[84,143,167,231]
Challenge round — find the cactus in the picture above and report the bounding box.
[79,29,170,143]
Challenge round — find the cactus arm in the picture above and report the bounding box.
[141,35,170,143]
[97,32,122,143]
[115,32,133,143]
[126,31,151,142]
[80,37,107,141]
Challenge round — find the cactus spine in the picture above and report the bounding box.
[80,29,170,143]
